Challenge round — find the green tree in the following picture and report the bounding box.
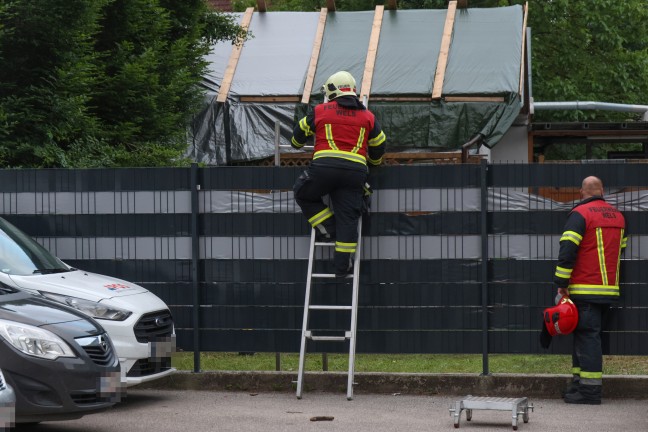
[88,0,249,167]
[0,0,108,167]
[528,0,648,122]
[0,0,247,167]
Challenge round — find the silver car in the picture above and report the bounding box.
[0,368,16,429]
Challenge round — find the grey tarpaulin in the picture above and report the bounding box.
[186,5,526,164]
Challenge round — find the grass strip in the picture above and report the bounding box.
[172,353,648,375]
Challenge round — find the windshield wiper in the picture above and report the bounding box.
[33,268,71,275]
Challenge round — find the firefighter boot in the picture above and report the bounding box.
[564,384,601,405]
[334,251,353,278]
[560,378,580,398]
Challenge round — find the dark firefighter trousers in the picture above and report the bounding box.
[293,163,367,274]
[572,301,609,387]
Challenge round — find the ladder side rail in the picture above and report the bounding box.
[296,228,318,399]
[346,218,363,400]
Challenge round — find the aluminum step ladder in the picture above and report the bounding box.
[295,218,362,401]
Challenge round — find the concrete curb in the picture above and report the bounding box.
[136,371,648,399]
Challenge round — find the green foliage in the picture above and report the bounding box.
[0,0,246,167]
[0,0,107,167]
[232,0,257,12]
[529,0,648,122]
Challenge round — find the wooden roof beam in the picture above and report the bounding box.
[359,5,385,107]
[432,0,457,99]
[216,7,255,103]
[519,2,529,97]
[301,8,328,105]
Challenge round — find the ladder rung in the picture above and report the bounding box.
[311,273,337,278]
[309,305,353,310]
[309,336,348,342]
[314,241,335,247]
[311,273,354,279]
[305,331,351,341]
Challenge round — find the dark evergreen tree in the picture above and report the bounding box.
[0,0,107,167]
[0,0,247,167]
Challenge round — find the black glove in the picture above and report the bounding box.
[362,182,373,213]
[540,317,552,349]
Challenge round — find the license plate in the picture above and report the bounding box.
[99,371,124,402]
[149,336,176,358]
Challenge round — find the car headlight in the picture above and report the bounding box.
[38,292,132,321]
[0,319,76,360]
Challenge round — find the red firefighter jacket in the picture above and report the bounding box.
[291,97,386,170]
[554,196,627,302]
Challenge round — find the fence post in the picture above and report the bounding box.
[191,163,201,372]
[480,158,490,376]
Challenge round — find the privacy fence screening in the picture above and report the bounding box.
[1,163,647,361]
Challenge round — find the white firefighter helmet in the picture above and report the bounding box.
[321,71,357,100]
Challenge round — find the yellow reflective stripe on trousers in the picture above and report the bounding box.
[313,150,367,165]
[571,367,581,376]
[568,284,619,296]
[580,371,603,385]
[580,371,602,379]
[324,124,338,150]
[595,227,608,285]
[560,230,582,245]
[308,207,333,227]
[335,241,356,253]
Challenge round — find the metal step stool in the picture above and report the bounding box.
[449,396,533,430]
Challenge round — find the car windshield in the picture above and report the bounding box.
[0,218,70,276]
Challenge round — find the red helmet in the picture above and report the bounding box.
[544,296,578,336]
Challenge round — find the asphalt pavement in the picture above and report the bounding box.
[21,388,648,432]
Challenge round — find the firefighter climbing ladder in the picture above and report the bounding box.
[295,219,363,400]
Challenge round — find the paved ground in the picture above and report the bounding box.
[22,389,648,432]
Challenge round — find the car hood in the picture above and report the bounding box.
[8,270,149,303]
[0,291,101,335]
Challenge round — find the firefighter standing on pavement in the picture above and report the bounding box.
[291,70,386,277]
[554,176,627,405]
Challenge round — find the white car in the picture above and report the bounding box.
[0,217,176,387]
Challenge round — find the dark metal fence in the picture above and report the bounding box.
[0,162,646,366]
